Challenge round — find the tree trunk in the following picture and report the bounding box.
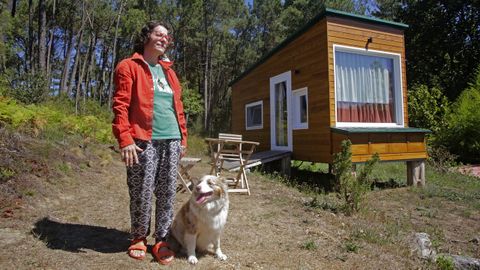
[46,0,56,85]
[11,0,17,17]
[27,0,34,73]
[202,1,210,132]
[97,45,110,104]
[76,35,93,114]
[38,0,47,74]
[67,2,86,98]
[107,0,124,108]
[59,32,73,95]
[86,34,97,101]
[68,27,84,100]
[203,42,209,131]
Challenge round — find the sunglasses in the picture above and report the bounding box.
[152,32,173,43]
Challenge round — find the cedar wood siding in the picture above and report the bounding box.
[231,14,423,163]
[231,18,331,162]
[327,17,427,163]
[326,16,408,127]
[331,132,428,163]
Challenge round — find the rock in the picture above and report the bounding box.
[451,255,480,270]
[413,232,437,260]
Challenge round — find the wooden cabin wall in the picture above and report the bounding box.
[231,19,332,162]
[331,132,427,163]
[232,16,410,164]
[326,17,408,128]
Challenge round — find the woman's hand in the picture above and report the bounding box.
[121,144,143,167]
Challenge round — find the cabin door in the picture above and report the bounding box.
[269,71,292,151]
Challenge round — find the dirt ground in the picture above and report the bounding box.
[0,139,479,269]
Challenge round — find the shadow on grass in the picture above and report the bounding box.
[289,168,405,193]
[259,162,406,194]
[31,217,129,253]
[290,167,337,192]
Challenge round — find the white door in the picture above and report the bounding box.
[269,71,292,151]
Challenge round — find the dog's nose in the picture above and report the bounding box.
[196,185,201,192]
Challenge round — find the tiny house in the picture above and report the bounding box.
[230,8,430,185]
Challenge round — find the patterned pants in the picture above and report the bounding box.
[126,139,181,241]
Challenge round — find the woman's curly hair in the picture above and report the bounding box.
[133,21,174,54]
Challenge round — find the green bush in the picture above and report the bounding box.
[408,84,450,133]
[181,83,204,131]
[441,66,480,163]
[6,72,50,104]
[332,140,379,215]
[0,96,114,144]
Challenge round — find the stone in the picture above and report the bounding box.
[413,232,437,260]
[451,255,480,270]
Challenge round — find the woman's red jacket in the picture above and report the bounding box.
[112,53,187,149]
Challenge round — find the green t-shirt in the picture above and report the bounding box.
[148,63,181,140]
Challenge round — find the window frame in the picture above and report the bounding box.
[245,100,263,130]
[333,44,405,128]
[292,87,309,130]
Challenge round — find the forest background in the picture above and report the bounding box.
[0,0,479,163]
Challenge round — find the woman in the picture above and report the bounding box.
[112,21,187,265]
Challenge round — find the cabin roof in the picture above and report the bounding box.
[229,8,409,87]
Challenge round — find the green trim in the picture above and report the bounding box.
[324,8,409,29]
[331,127,432,135]
[229,8,408,87]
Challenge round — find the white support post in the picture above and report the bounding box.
[407,160,426,187]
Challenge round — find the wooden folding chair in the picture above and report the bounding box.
[177,157,201,193]
[206,134,259,195]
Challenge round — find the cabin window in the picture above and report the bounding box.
[334,45,403,127]
[245,100,263,130]
[292,87,308,129]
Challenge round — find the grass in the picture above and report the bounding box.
[436,255,455,270]
[57,162,72,174]
[262,159,480,261]
[344,240,360,253]
[24,190,35,196]
[186,133,209,157]
[351,227,389,245]
[0,167,16,181]
[304,194,340,213]
[301,240,318,251]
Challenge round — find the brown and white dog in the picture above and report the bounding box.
[171,175,229,265]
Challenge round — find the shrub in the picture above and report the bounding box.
[426,145,458,172]
[408,84,450,133]
[7,72,49,104]
[441,66,480,163]
[0,96,114,144]
[181,83,204,130]
[332,140,379,215]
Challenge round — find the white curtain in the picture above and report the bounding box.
[335,51,395,123]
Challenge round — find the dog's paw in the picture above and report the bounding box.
[215,252,227,261]
[187,256,198,265]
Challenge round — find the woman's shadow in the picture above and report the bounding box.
[31,217,130,253]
